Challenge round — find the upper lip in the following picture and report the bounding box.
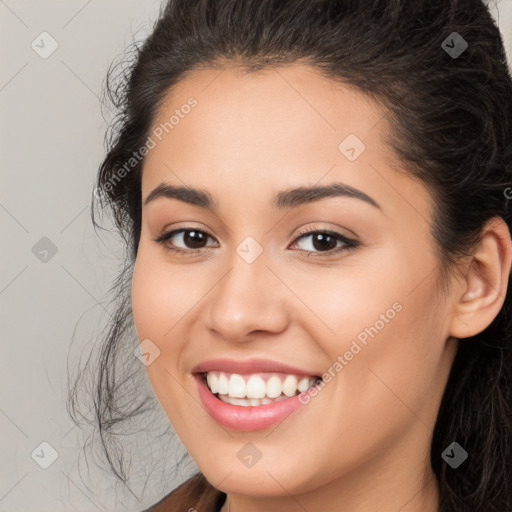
[191,358,321,377]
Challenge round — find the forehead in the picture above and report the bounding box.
[143,64,389,176]
[140,63,432,225]
[148,63,387,151]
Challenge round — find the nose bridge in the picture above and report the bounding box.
[206,241,288,340]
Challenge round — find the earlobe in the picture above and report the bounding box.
[448,217,512,340]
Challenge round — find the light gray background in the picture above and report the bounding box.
[1,1,511,511]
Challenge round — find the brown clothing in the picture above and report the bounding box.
[142,472,227,512]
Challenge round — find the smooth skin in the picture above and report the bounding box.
[131,63,512,512]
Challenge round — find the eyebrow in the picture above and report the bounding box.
[144,182,381,210]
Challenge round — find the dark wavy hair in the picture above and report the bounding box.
[67,0,512,510]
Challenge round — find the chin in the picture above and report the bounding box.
[199,457,322,498]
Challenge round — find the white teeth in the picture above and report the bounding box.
[266,376,282,398]
[229,374,246,398]
[297,376,311,393]
[218,394,230,404]
[217,373,229,394]
[229,397,249,406]
[282,375,298,397]
[246,375,267,399]
[204,371,320,402]
[206,373,218,394]
[218,394,288,407]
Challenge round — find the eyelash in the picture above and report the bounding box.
[153,226,360,258]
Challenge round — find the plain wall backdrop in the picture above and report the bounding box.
[1,1,511,511]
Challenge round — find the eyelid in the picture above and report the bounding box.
[292,223,359,244]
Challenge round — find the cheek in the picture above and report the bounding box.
[330,278,445,425]
[306,252,444,411]
[284,262,391,349]
[131,253,193,341]
[131,259,165,340]
[131,250,210,393]
[131,256,191,410]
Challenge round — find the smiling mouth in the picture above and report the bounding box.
[200,370,322,407]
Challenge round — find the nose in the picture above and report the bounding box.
[205,249,289,343]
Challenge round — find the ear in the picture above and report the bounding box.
[448,216,512,340]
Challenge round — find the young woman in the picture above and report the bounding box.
[68,0,512,511]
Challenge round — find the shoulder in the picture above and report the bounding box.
[141,472,226,512]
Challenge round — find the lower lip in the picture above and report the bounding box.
[194,373,309,431]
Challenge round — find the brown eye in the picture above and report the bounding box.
[179,230,208,249]
[302,232,338,252]
[290,229,359,256]
[154,228,218,254]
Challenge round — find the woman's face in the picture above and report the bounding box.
[132,64,458,506]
